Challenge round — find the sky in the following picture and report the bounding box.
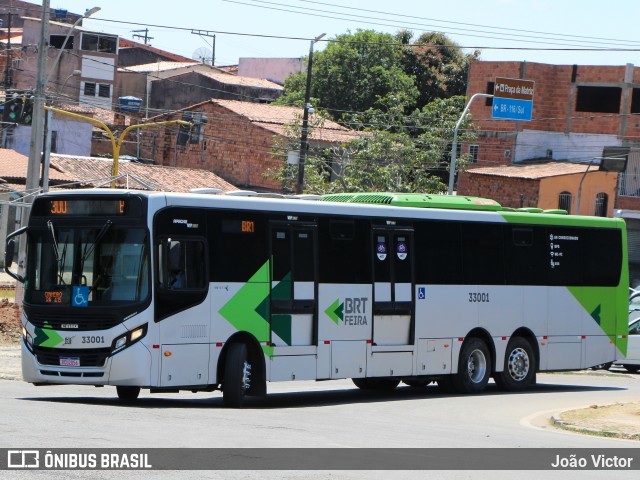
[37,0,640,67]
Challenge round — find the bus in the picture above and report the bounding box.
[4,189,629,407]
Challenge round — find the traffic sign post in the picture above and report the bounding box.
[492,77,535,121]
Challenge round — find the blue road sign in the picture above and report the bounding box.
[492,97,533,121]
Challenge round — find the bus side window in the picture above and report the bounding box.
[159,238,206,290]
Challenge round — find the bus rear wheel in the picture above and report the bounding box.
[494,337,535,391]
[623,364,640,373]
[116,386,140,401]
[352,377,400,391]
[223,343,252,408]
[451,338,491,394]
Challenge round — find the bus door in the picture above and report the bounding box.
[269,222,317,347]
[372,227,414,346]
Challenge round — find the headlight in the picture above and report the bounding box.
[22,327,33,351]
[112,324,147,353]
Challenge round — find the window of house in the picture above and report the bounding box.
[469,144,479,163]
[575,86,622,113]
[558,191,572,212]
[594,192,608,217]
[631,88,640,114]
[98,84,111,98]
[50,34,74,49]
[485,82,494,106]
[84,82,96,96]
[80,33,117,54]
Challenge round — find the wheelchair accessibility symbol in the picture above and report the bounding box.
[418,287,426,300]
[72,286,89,307]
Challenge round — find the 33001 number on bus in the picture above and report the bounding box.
[469,292,490,303]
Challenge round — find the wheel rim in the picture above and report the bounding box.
[507,347,529,381]
[467,348,487,384]
[241,360,252,391]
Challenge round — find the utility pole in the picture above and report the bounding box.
[16,0,50,302]
[190,30,215,66]
[295,33,325,195]
[132,28,154,45]
[4,11,13,88]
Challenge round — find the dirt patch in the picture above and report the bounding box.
[0,299,21,346]
[553,403,640,440]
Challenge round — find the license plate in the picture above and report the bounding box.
[59,357,80,367]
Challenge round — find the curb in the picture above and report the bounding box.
[550,408,640,441]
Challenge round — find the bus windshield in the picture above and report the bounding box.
[25,225,150,306]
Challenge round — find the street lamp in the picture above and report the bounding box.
[60,69,81,95]
[295,33,325,195]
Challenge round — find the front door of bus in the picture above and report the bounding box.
[269,223,317,347]
[372,228,414,345]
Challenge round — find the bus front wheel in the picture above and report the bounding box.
[494,337,536,391]
[223,343,252,408]
[116,386,140,401]
[451,338,491,394]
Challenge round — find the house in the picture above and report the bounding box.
[139,99,361,191]
[464,61,640,206]
[0,147,238,262]
[17,16,119,110]
[457,161,618,217]
[116,62,284,114]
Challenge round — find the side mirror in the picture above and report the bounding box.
[4,227,27,283]
[4,239,15,269]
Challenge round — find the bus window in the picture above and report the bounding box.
[158,238,206,290]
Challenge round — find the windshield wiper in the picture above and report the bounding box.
[47,220,60,263]
[80,220,112,282]
[47,220,67,285]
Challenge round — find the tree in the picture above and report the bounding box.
[277,30,418,119]
[398,31,479,109]
[268,97,476,195]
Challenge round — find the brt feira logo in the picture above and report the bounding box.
[324,297,369,326]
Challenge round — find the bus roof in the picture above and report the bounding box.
[322,193,503,211]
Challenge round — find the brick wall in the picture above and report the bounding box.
[617,196,640,210]
[458,172,540,208]
[138,102,282,190]
[467,61,640,165]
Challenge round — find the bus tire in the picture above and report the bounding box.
[223,343,252,408]
[451,338,491,394]
[352,377,400,391]
[116,386,140,401]
[623,364,640,373]
[494,337,535,391]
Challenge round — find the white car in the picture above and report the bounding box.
[619,292,640,373]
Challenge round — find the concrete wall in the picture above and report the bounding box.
[515,130,620,162]
[2,118,92,157]
[538,171,617,216]
[238,58,304,85]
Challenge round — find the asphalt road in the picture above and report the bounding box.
[1,370,640,479]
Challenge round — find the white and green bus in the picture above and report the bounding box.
[5,189,629,407]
